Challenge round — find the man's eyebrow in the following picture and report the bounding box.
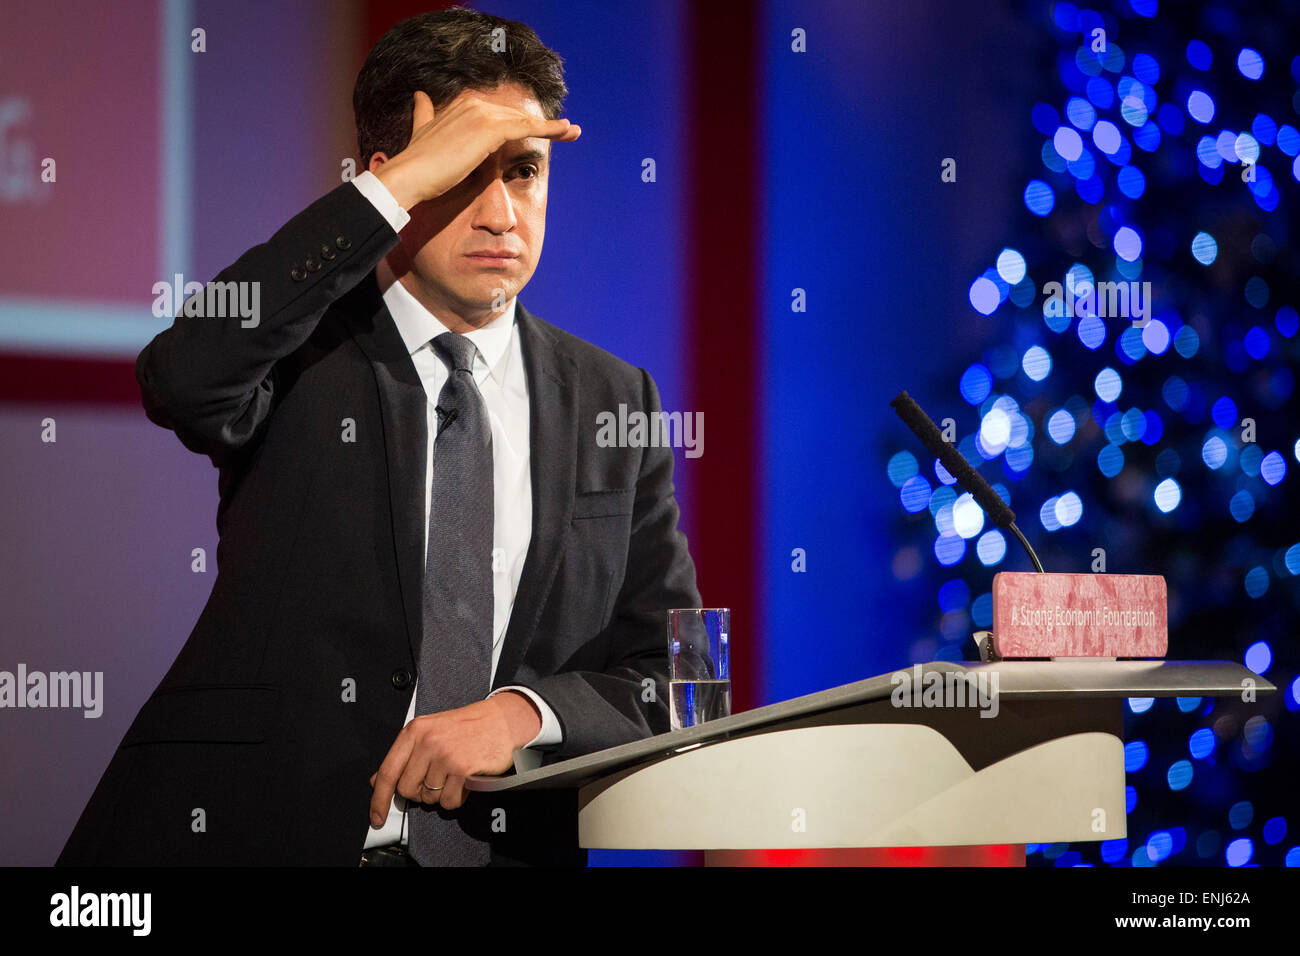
[504,147,548,166]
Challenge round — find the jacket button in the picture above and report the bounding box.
[391,667,412,689]
[305,256,321,272]
[289,267,306,281]
[335,235,352,250]
[320,243,336,261]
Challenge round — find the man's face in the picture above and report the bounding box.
[373,81,552,326]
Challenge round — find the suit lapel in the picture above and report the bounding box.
[493,301,577,687]
[343,271,428,664]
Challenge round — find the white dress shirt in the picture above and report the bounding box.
[353,170,561,849]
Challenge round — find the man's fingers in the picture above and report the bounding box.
[417,777,448,805]
[548,121,581,143]
[439,776,469,810]
[519,117,580,143]
[412,89,436,134]
[395,738,437,802]
[368,733,416,825]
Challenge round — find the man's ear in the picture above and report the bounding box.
[367,152,392,176]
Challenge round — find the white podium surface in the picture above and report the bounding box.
[468,661,1271,851]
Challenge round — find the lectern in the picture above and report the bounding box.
[469,661,1272,857]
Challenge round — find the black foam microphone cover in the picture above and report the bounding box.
[890,390,1018,530]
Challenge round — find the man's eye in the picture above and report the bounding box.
[514,165,539,181]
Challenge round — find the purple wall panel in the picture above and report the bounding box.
[0,407,217,864]
[0,0,361,864]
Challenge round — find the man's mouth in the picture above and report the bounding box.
[465,249,519,267]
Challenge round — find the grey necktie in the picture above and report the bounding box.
[407,331,494,866]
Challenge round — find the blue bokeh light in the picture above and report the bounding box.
[1229,801,1254,830]
[1146,830,1174,861]
[1201,435,1227,469]
[959,363,994,405]
[900,475,932,513]
[1047,408,1076,444]
[969,276,1001,315]
[1244,566,1269,598]
[1187,90,1215,123]
[1244,326,1270,360]
[1125,740,1149,772]
[1039,496,1061,532]
[1226,839,1253,867]
[1154,478,1181,513]
[1174,325,1200,357]
[1092,120,1121,155]
[1237,47,1264,80]
[1117,164,1146,197]
[1066,95,1096,130]
[1277,124,1300,155]
[1245,640,1272,674]
[1095,367,1122,402]
[1054,491,1083,527]
[1260,450,1286,485]
[1186,40,1212,70]
[1189,728,1215,759]
[1098,443,1124,477]
[996,248,1027,285]
[1142,319,1170,354]
[1022,345,1052,381]
[1191,231,1218,264]
[1024,179,1056,216]
[887,451,919,488]
[1275,306,1298,337]
[976,529,1006,566]
[1077,314,1105,350]
[1054,125,1083,161]
[934,533,966,567]
[1211,396,1238,429]
[1113,226,1142,261]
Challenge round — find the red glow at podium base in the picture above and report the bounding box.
[704,845,1026,866]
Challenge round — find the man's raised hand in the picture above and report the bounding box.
[372,88,580,209]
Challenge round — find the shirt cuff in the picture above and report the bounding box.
[351,169,411,233]
[488,685,562,750]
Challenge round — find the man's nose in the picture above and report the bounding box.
[472,177,518,233]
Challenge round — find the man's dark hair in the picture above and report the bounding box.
[353,6,569,170]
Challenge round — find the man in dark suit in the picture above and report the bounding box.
[56,7,700,866]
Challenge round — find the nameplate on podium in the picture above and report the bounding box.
[991,571,1167,659]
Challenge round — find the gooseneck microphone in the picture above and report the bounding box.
[891,390,1045,573]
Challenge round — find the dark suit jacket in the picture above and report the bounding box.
[56,180,700,866]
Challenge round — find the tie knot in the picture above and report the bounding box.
[431,332,477,373]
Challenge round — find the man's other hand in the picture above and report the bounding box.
[368,691,542,821]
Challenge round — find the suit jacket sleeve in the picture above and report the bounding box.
[135,182,400,466]
[513,368,703,760]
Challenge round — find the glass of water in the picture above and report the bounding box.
[667,608,731,730]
